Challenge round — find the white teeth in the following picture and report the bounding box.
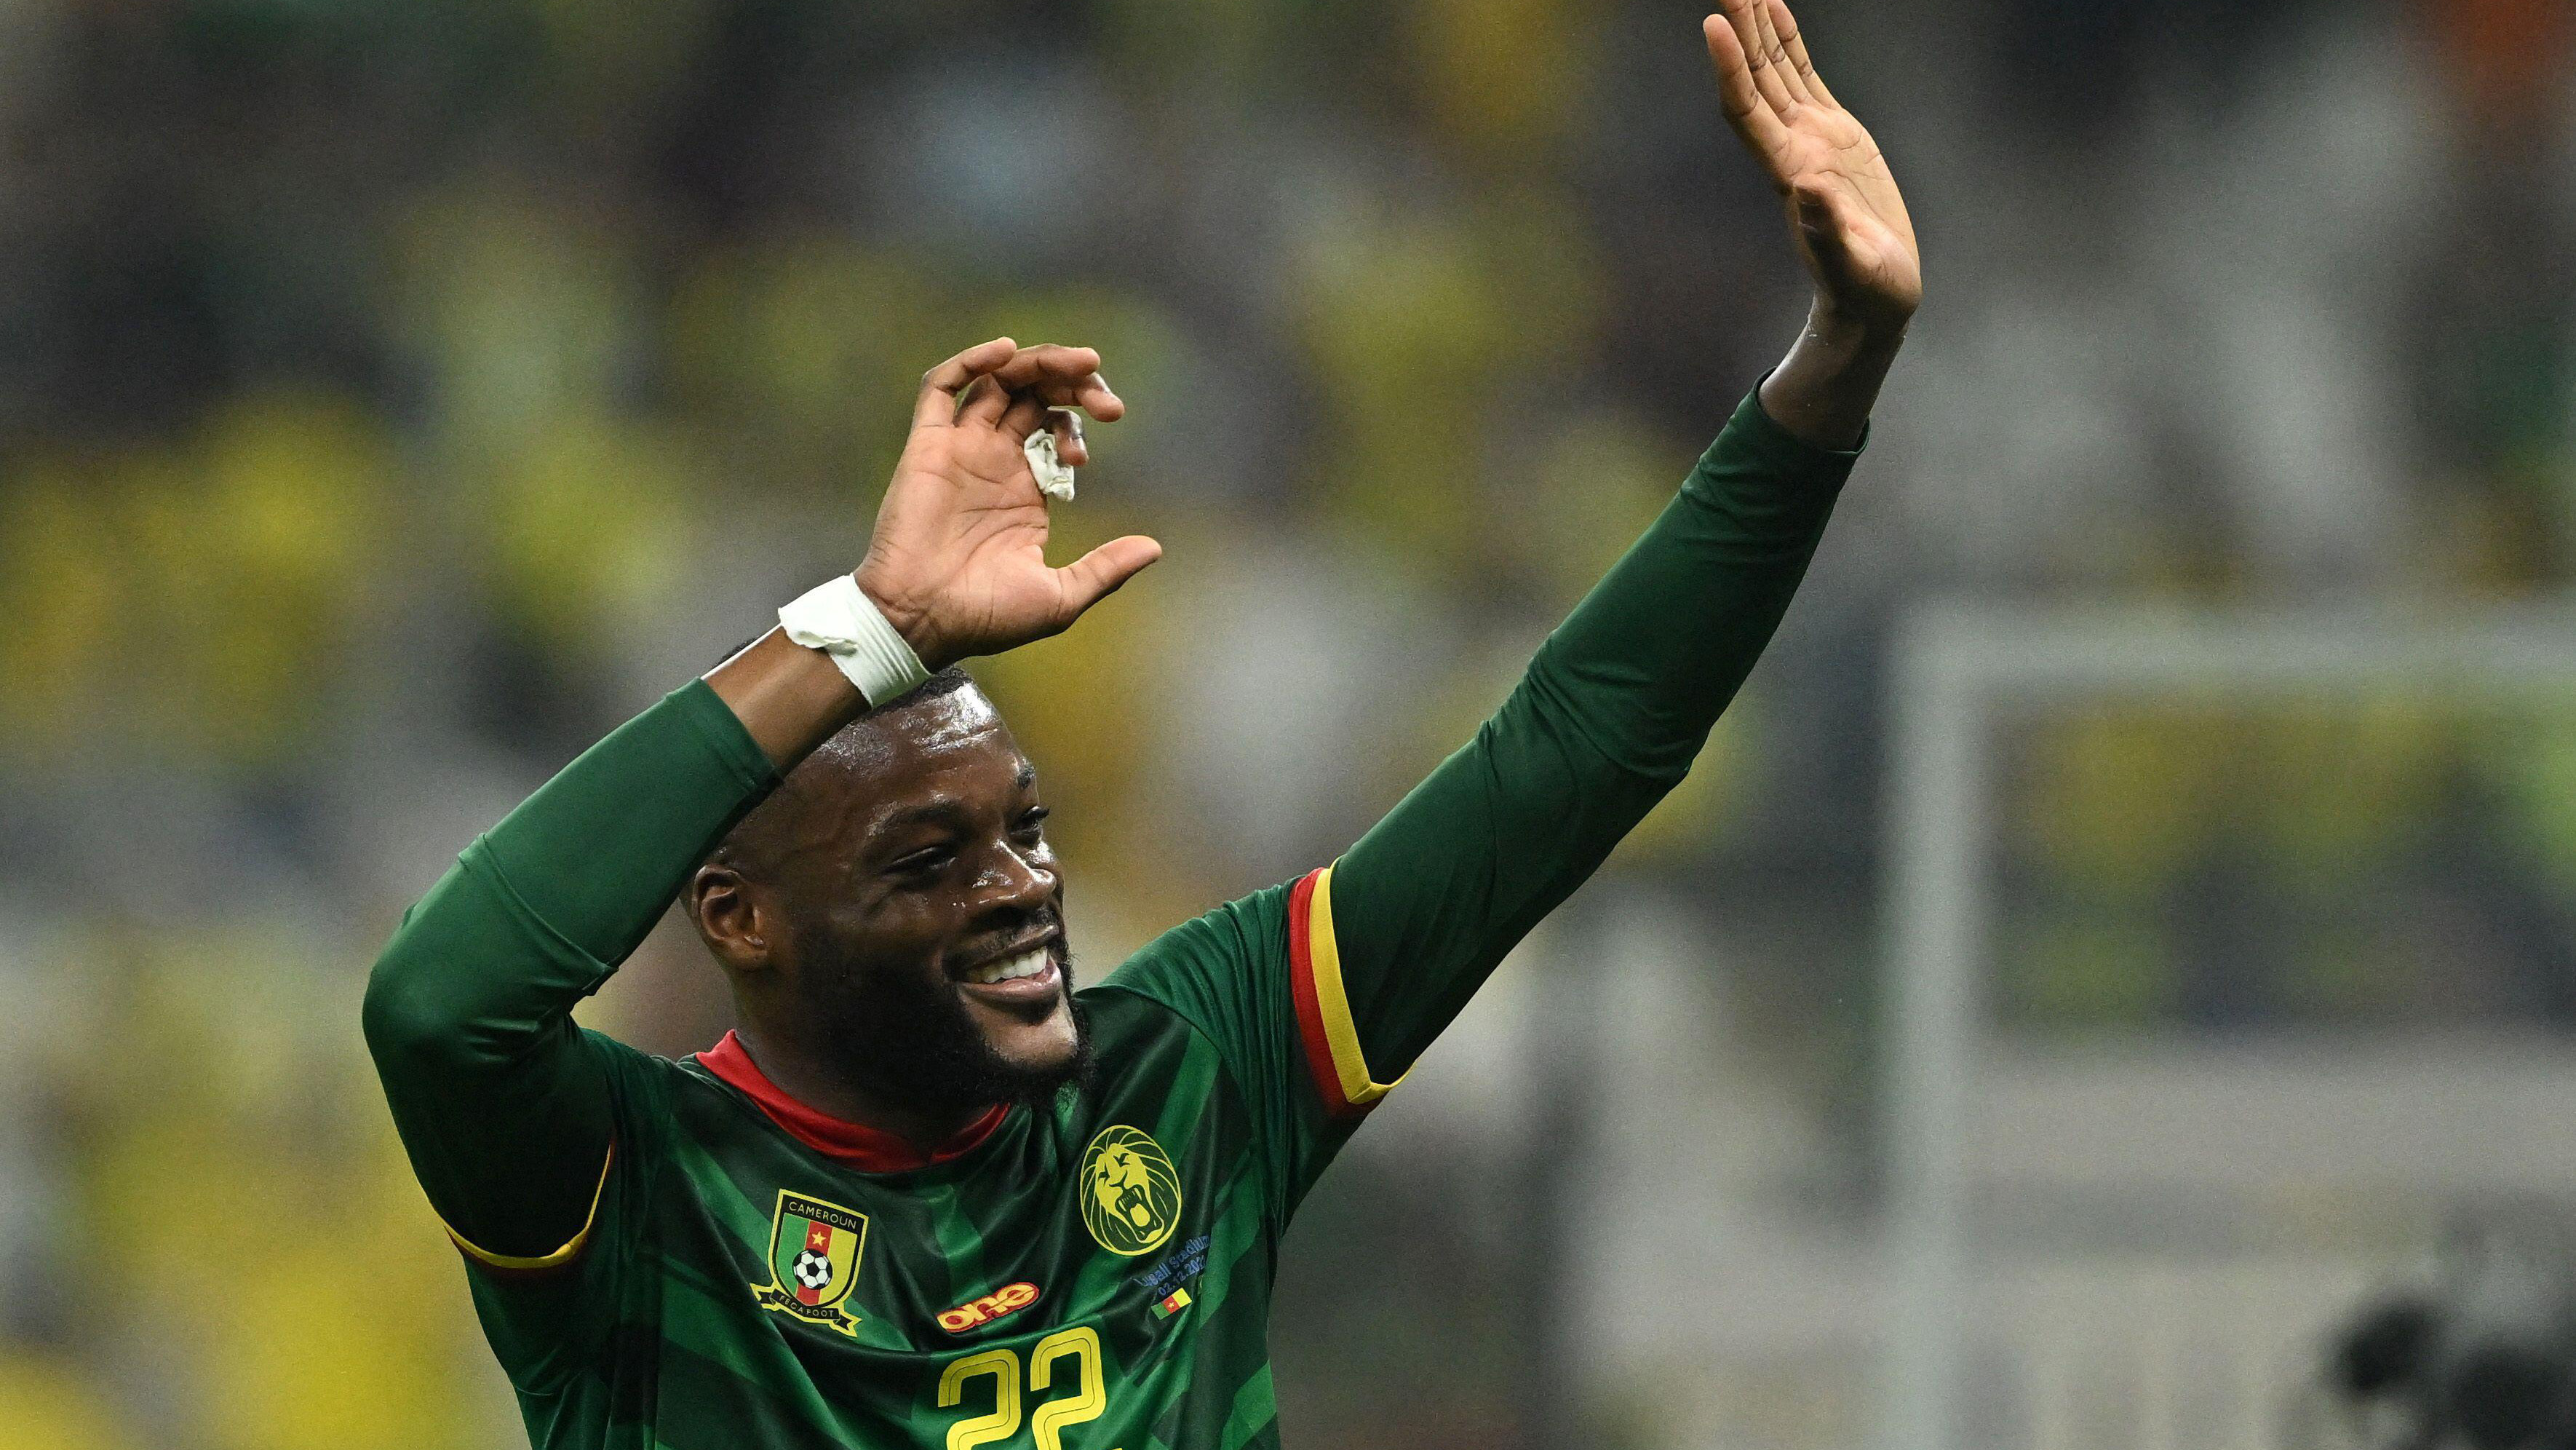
[966,948,1049,986]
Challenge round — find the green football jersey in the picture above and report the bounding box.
[461,886,1353,1450]
[364,388,1862,1449]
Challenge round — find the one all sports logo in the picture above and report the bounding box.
[937,1280,1041,1334]
[750,1190,870,1336]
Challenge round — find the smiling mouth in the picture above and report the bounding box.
[962,945,1053,986]
[950,931,1068,1009]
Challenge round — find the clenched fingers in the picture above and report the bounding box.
[1046,408,1087,467]
[988,343,1124,421]
[913,337,1019,429]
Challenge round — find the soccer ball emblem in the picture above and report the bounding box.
[792,1248,834,1291]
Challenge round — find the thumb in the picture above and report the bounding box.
[1052,534,1164,627]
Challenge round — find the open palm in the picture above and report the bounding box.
[856,340,1160,670]
[1705,0,1920,329]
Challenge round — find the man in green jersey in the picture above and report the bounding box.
[363,4,1920,1446]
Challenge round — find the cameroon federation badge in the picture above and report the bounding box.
[749,1190,870,1336]
[1078,1124,1182,1257]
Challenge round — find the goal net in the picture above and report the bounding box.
[1880,603,2576,1450]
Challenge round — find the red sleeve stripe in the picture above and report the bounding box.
[1287,865,1403,1120]
[1287,869,1352,1116]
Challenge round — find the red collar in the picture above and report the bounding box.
[693,1031,1009,1173]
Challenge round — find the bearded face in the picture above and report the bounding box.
[693,681,1094,1120]
[794,906,1094,1114]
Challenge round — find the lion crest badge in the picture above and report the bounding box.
[1078,1125,1182,1257]
[749,1190,870,1336]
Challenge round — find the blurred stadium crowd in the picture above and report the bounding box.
[0,0,2568,1446]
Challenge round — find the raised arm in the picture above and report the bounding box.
[1717,0,1918,446]
[1308,0,1919,1103]
[361,341,1149,1264]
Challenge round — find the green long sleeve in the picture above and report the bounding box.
[362,680,778,1260]
[1329,387,1861,1076]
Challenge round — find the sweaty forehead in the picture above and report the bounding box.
[716,685,1035,881]
[796,687,1030,810]
[892,686,1010,756]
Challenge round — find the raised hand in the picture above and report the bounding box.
[1705,0,1920,333]
[855,339,1161,670]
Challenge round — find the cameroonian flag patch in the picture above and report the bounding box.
[749,1189,870,1336]
[1150,1287,1191,1320]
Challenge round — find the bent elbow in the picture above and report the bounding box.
[361,938,456,1070]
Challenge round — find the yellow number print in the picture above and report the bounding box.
[937,1329,1117,1450]
[1027,1328,1108,1450]
[938,1350,1020,1450]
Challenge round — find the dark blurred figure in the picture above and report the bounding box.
[2328,1206,2576,1449]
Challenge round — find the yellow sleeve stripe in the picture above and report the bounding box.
[440,1141,613,1274]
[1305,865,1404,1109]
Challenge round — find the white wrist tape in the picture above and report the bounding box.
[777,575,931,707]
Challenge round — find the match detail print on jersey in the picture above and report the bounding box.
[1077,1125,1183,1257]
[749,1189,870,1336]
[1287,865,1404,1118]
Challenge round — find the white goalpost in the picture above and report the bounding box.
[1877,602,2576,1450]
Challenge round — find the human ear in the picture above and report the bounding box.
[691,864,779,974]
